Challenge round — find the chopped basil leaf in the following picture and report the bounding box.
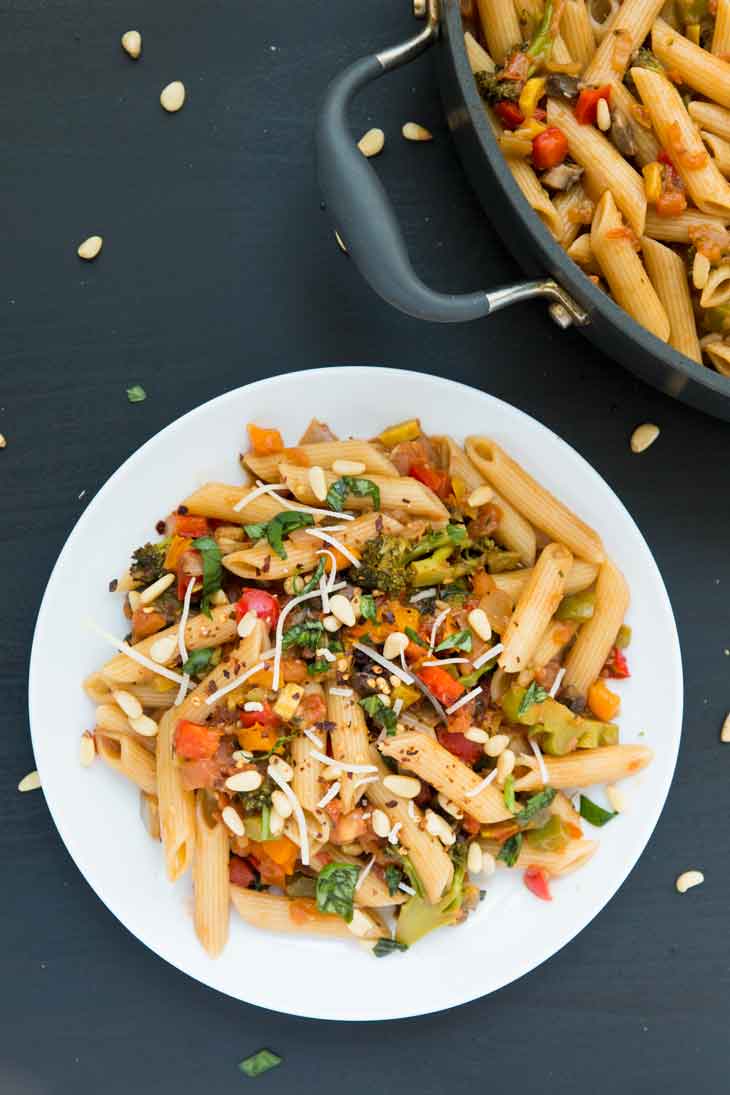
[458,662,493,690]
[405,626,428,649]
[579,794,617,827]
[191,536,222,615]
[281,619,325,650]
[260,801,271,841]
[373,938,409,958]
[359,694,397,735]
[384,863,403,896]
[497,832,523,867]
[503,773,517,813]
[360,593,377,622]
[306,658,331,676]
[239,1049,282,1078]
[126,384,147,403]
[447,523,467,543]
[517,680,549,717]
[299,557,326,594]
[434,628,473,654]
[326,476,380,513]
[516,786,556,826]
[181,646,215,677]
[244,511,314,560]
[315,862,360,922]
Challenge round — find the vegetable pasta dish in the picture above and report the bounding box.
[463,0,730,374]
[83,416,650,957]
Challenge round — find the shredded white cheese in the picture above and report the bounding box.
[304,527,361,568]
[530,736,549,786]
[232,480,288,513]
[549,665,566,699]
[355,854,376,892]
[203,661,265,706]
[407,799,418,820]
[388,821,403,845]
[352,641,414,685]
[392,697,404,717]
[177,577,196,666]
[465,766,498,798]
[351,774,379,793]
[268,764,310,865]
[271,581,347,691]
[472,641,504,669]
[429,607,451,652]
[276,491,355,521]
[315,647,337,663]
[422,657,470,667]
[398,882,416,895]
[317,781,341,809]
[88,622,191,688]
[243,700,264,712]
[174,672,190,707]
[445,684,483,715]
[308,751,378,774]
[303,727,324,749]
[410,588,436,603]
[329,686,353,697]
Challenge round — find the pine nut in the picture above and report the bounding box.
[237,609,258,638]
[371,808,391,837]
[0,434,6,448]
[308,465,328,501]
[268,755,293,782]
[693,251,710,290]
[129,714,158,737]
[225,770,263,792]
[322,765,341,782]
[464,727,489,744]
[113,689,143,720]
[467,607,492,643]
[496,748,515,784]
[222,806,244,836]
[18,770,41,792]
[128,590,142,612]
[485,733,510,757]
[269,808,285,835]
[630,422,660,453]
[210,589,229,606]
[121,30,142,58]
[596,97,611,131]
[160,81,186,112]
[243,701,264,713]
[357,129,384,158]
[425,809,455,845]
[77,236,103,260]
[720,713,730,742]
[467,485,493,508]
[329,593,356,627]
[271,789,293,818]
[79,731,96,767]
[606,784,627,813]
[383,631,409,660]
[334,230,348,253]
[402,121,433,141]
[149,634,178,664]
[467,841,483,875]
[140,572,175,604]
[331,459,367,475]
[676,869,704,893]
[383,774,421,799]
[437,793,463,819]
[322,615,341,632]
[348,908,376,937]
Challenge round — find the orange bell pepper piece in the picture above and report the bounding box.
[237,723,280,752]
[587,679,621,721]
[163,534,192,572]
[247,423,284,456]
[260,836,298,875]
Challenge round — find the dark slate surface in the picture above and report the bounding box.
[2,2,728,1092]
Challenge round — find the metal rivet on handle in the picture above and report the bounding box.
[549,301,573,329]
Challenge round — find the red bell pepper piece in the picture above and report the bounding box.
[409,462,451,499]
[239,700,280,729]
[532,126,568,170]
[495,100,525,130]
[174,720,221,760]
[436,727,482,767]
[165,512,210,538]
[524,866,552,901]
[606,646,630,678]
[418,665,465,708]
[574,85,611,125]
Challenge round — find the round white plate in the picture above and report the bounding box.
[29,367,682,1021]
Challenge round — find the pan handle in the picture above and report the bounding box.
[315,2,588,327]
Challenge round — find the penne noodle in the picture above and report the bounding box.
[125,681,178,710]
[291,713,326,812]
[230,887,353,939]
[192,793,230,957]
[95,702,133,735]
[96,730,157,795]
[590,190,671,342]
[632,65,730,217]
[83,670,114,704]
[553,182,593,250]
[464,30,495,74]
[175,620,267,723]
[483,837,599,875]
[492,559,598,602]
[182,482,286,525]
[561,0,597,67]
[514,744,654,791]
[582,0,666,85]
[465,436,605,563]
[547,97,647,236]
[652,18,730,109]
[380,733,513,824]
[326,685,372,814]
[499,543,573,672]
[279,463,450,522]
[156,709,195,881]
[562,558,629,697]
[507,157,565,238]
[608,81,661,168]
[713,0,730,55]
[644,206,730,243]
[566,232,599,273]
[244,440,398,482]
[701,130,730,177]
[531,617,578,670]
[475,0,521,64]
[689,100,730,143]
[703,341,730,374]
[641,237,702,362]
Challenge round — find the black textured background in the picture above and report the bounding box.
[3,2,729,1092]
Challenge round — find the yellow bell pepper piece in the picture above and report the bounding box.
[390,683,422,710]
[519,76,547,120]
[514,118,547,140]
[642,162,662,204]
[686,22,700,44]
[377,418,421,448]
[273,682,304,721]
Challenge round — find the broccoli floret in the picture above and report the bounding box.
[130,541,169,586]
[475,71,522,104]
[357,535,410,596]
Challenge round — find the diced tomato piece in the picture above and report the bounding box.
[436,727,482,767]
[655,189,687,217]
[235,588,280,628]
[409,461,451,499]
[495,100,525,130]
[165,512,210,538]
[239,700,280,729]
[532,126,568,171]
[299,692,327,724]
[229,855,257,888]
[574,85,611,125]
[524,866,552,901]
[174,720,222,760]
[176,548,203,600]
[418,665,465,708]
[247,423,284,456]
[605,646,630,679]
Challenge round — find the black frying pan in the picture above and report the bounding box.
[316,0,730,421]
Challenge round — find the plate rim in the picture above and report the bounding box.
[28,365,684,1020]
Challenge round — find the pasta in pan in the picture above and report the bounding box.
[82,416,649,957]
[462,0,730,374]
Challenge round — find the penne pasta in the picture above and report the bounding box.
[192,793,230,957]
[507,157,564,238]
[465,437,605,563]
[562,558,630,697]
[652,18,730,109]
[278,463,449,522]
[96,730,157,795]
[566,232,599,273]
[230,887,353,939]
[175,620,267,723]
[499,543,573,672]
[326,685,372,814]
[641,237,703,363]
[155,710,195,881]
[644,206,730,244]
[514,744,654,791]
[483,836,599,875]
[475,0,521,65]
[561,0,597,68]
[316,845,407,908]
[244,440,398,482]
[531,617,578,670]
[464,30,495,75]
[608,81,661,168]
[492,559,598,602]
[553,182,594,250]
[182,482,286,525]
[689,100,730,143]
[582,0,666,85]
[701,129,730,178]
[713,0,730,55]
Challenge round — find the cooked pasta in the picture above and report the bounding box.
[84,416,646,956]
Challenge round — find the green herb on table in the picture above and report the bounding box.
[126,384,146,403]
[239,1049,282,1078]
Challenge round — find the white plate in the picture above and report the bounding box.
[29,367,682,1021]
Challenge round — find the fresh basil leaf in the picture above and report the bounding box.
[516,786,556,826]
[239,1049,282,1078]
[503,773,517,813]
[360,593,377,622]
[299,557,326,594]
[126,384,146,403]
[405,626,428,649]
[458,662,493,690]
[517,680,549,717]
[281,619,325,650]
[434,628,473,654]
[447,523,467,543]
[359,694,397,735]
[191,536,222,615]
[181,647,215,677]
[243,520,268,542]
[244,512,314,560]
[306,658,331,676]
[579,794,617,827]
[260,801,271,842]
[315,862,360,922]
[497,832,523,867]
[373,938,409,958]
[384,863,403,896]
[326,476,380,513]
